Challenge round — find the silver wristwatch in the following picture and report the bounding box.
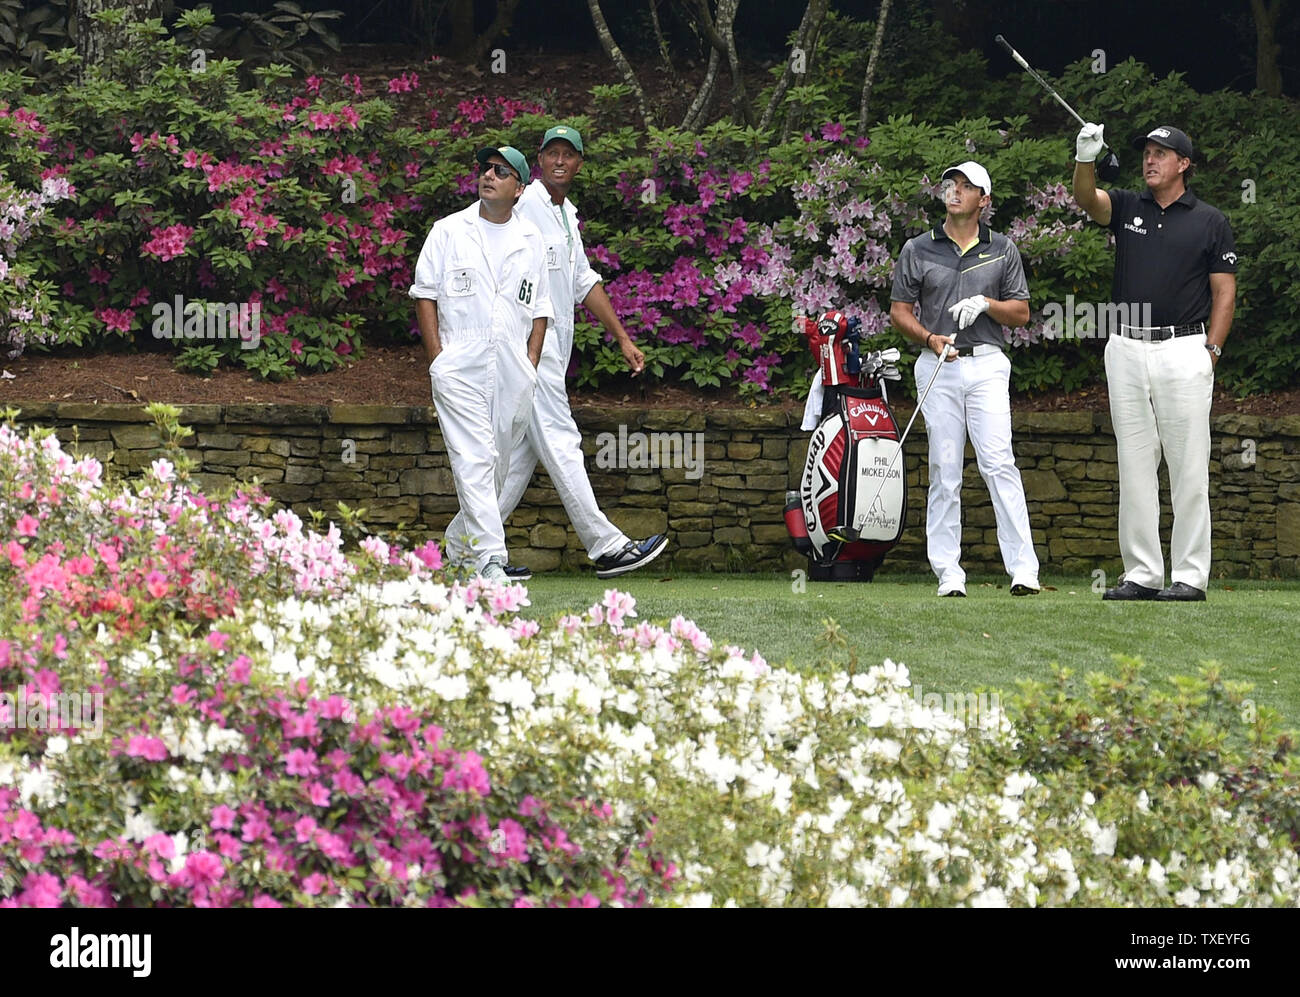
[1205,342,1222,357]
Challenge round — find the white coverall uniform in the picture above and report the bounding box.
[409,201,551,570]
[443,179,629,565]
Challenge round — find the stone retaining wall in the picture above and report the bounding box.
[11,402,1300,578]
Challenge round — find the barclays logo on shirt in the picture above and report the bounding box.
[1123,215,1148,236]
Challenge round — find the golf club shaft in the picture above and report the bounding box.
[994,34,1105,144]
[854,343,952,529]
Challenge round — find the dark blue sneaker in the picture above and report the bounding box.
[503,563,532,582]
[594,534,668,579]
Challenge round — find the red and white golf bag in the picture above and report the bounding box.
[784,311,906,581]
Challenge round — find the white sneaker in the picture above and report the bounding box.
[937,575,966,598]
[478,557,509,585]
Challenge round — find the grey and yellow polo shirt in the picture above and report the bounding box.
[890,221,1030,350]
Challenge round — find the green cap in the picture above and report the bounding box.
[541,125,584,155]
[475,146,530,184]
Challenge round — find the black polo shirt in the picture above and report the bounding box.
[1106,187,1237,327]
[890,221,1030,349]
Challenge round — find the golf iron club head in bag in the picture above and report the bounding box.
[995,34,1121,183]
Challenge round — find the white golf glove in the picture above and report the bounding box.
[948,294,989,330]
[1075,122,1105,163]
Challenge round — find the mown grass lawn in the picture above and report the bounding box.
[519,572,1300,726]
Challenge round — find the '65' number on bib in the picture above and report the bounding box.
[517,279,534,305]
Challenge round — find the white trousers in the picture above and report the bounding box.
[430,332,536,571]
[444,324,627,565]
[915,349,1039,590]
[1104,333,1214,590]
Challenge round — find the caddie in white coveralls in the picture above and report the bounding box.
[409,145,550,585]
[443,125,668,579]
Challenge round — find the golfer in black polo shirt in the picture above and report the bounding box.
[1073,124,1237,602]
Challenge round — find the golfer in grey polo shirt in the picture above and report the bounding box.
[889,161,1040,598]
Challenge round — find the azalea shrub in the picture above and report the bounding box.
[0,11,1294,392]
[3,415,1299,907]
[0,166,91,359]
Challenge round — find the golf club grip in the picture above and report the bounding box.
[994,34,1030,70]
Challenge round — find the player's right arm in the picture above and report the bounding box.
[1072,124,1112,225]
[890,300,955,360]
[410,222,446,366]
[889,241,954,360]
[416,299,442,367]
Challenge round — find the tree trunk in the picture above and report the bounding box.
[74,0,159,78]
[1250,0,1284,96]
[681,46,722,131]
[448,0,475,57]
[648,0,684,94]
[587,0,658,130]
[857,0,893,131]
[759,0,828,132]
[470,0,523,65]
[690,0,754,127]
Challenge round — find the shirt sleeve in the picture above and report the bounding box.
[1000,240,1031,301]
[408,222,442,300]
[889,241,921,303]
[531,241,552,321]
[573,234,603,304]
[1105,188,1133,234]
[1207,210,1238,274]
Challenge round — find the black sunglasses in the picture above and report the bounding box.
[483,163,520,182]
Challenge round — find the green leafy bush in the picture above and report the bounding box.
[2,11,1293,395]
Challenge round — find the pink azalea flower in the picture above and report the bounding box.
[821,121,847,142]
[140,223,194,261]
[284,747,319,777]
[15,514,39,537]
[125,736,168,762]
[182,852,225,888]
[144,570,169,599]
[228,655,252,684]
[211,804,236,830]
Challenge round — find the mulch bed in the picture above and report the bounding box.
[3,344,1297,417]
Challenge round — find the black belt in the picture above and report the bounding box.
[1119,322,1205,342]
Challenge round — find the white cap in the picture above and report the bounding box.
[942,161,992,196]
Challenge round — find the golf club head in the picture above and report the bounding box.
[880,365,901,381]
[1097,151,1121,183]
[877,347,901,364]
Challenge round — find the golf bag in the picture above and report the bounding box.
[784,311,907,581]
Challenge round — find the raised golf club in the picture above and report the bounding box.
[995,34,1121,182]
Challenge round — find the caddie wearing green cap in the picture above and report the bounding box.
[409,144,552,585]
[442,124,667,578]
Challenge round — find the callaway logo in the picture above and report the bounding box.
[1150,128,1171,138]
[848,401,881,425]
[1223,251,1238,265]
